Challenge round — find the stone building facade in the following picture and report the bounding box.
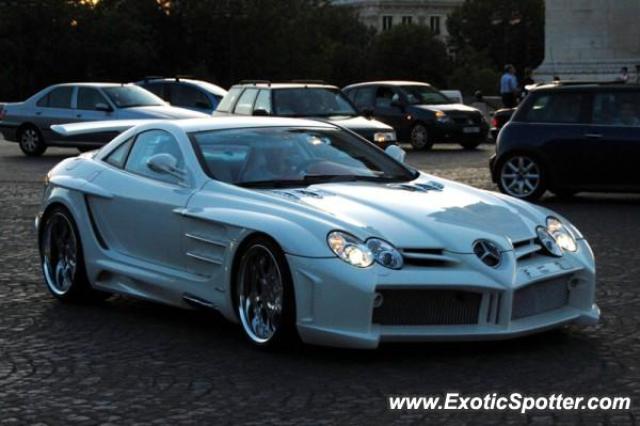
[331,0,464,40]
[536,0,640,82]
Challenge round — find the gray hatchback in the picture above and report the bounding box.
[0,83,207,156]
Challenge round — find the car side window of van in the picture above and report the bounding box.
[254,90,272,114]
[592,91,640,126]
[523,92,586,124]
[216,87,243,112]
[234,88,259,115]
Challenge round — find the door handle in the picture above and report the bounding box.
[584,133,603,139]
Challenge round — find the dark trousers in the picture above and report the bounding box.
[501,92,516,109]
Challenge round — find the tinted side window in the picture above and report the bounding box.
[216,87,243,112]
[142,83,166,98]
[104,138,133,168]
[253,90,272,114]
[37,87,73,109]
[523,92,586,124]
[375,87,399,108]
[234,88,259,115]
[77,88,108,110]
[592,91,640,126]
[125,130,184,184]
[353,87,376,109]
[171,84,211,110]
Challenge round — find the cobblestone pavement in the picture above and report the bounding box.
[1,138,639,425]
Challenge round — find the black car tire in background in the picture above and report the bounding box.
[496,153,548,201]
[410,123,433,151]
[460,140,483,150]
[18,125,47,156]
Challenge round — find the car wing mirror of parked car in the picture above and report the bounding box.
[253,109,270,117]
[147,153,187,184]
[95,103,113,113]
[385,145,406,163]
[361,107,374,118]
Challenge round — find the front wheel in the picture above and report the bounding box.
[39,206,107,302]
[235,237,296,348]
[497,154,547,201]
[410,124,433,151]
[19,125,47,156]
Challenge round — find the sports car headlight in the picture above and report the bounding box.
[366,238,403,269]
[546,216,578,252]
[536,226,563,257]
[327,231,374,268]
[373,131,397,144]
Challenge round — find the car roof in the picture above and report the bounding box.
[138,78,228,96]
[343,81,432,89]
[231,83,339,90]
[49,82,134,88]
[531,82,640,93]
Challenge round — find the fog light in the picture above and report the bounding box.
[373,292,384,308]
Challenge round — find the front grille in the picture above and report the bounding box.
[372,289,481,325]
[512,277,570,320]
[452,114,482,125]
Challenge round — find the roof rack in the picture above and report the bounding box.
[239,80,271,85]
[290,79,327,84]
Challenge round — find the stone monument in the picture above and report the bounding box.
[535,0,640,82]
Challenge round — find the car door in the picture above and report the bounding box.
[34,86,76,142]
[89,129,195,270]
[372,85,406,130]
[586,89,640,186]
[523,91,595,186]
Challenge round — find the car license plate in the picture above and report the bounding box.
[463,126,480,134]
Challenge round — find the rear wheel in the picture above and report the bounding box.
[39,206,107,302]
[410,123,433,151]
[497,154,547,201]
[235,237,296,348]
[18,125,47,156]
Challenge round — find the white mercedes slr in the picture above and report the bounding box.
[37,117,599,349]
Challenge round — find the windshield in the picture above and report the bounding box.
[191,127,416,188]
[401,85,452,105]
[272,88,358,117]
[103,86,165,108]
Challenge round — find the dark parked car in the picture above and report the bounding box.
[136,77,227,114]
[0,83,206,156]
[343,81,489,150]
[213,81,397,149]
[491,82,640,200]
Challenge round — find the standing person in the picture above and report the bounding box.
[500,65,518,108]
[618,67,629,83]
[519,67,535,100]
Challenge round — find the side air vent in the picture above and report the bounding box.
[401,248,458,267]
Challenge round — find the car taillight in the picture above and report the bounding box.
[0,105,5,121]
[491,117,498,128]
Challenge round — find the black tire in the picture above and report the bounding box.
[410,123,433,151]
[460,140,482,150]
[496,153,547,201]
[234,236,297,349]
[18,125,47,156]
[39,206,108,303]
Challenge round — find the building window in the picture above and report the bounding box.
[430,16,441,35]
[382,15,393,31]
[402,16,412,25]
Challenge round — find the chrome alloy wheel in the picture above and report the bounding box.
[21,128,40,152]
[237,245,284,344]
[410,124,429,149]
[500,156,541,198]
[42,212,78,296]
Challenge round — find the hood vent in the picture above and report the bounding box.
[388,181,444,193]
[401,248,458,267]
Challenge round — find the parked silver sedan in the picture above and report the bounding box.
[0,83,207,156]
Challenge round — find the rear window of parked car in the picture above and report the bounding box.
[36,87,73,109]
[522,92,587,124]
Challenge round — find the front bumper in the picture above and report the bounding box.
[431,121,489,143]
[0,123,19,142]
[287,239,598,349]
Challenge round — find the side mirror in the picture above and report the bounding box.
[385,145,406,163]
[361,107,374,118]
[253,108,270,117]
[95,103,113,112]
[147,153,186,182]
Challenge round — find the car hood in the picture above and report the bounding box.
[411,103,480,114]
[322,115,392,132]
[266,175,545,253]
[123,105,209,119]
